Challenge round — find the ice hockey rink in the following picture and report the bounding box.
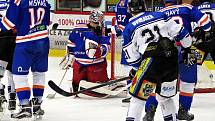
[1,57,215,121]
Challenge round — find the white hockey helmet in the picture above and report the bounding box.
[89,10,104,27]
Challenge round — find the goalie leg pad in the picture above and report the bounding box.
[156,94,177,121]
[126,96,145,121]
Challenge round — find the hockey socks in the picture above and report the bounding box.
[157,94,177,121]
[126,97,145,121]
[179,93,193,111]
[145,93,158,112]
[179,81,195,111]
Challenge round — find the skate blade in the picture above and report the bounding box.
[33,115,43,121]
[46,94,55,99]
[10,117,32,121]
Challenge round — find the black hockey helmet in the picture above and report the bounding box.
[199,0,211,3]
[128,0,146,13]
[163,0,181,4]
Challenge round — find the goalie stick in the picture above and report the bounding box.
[51,23,92,32]
[46,66,70,99]
[79,80,131,96]
[48,76,130,97]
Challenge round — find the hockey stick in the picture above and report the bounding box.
[48,76,130,97]
[46,66,70,99]
[79,80,130,96]
[51,23,92,32]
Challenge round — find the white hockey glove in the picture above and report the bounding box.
[59,54,74,70]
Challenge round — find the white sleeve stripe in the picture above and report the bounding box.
[198,14,209,26]
[67,44,76,47]
[14,0,21,6]
[2,17,15,30]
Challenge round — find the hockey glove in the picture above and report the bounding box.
[59,54,74,70]
[129,68,137,80]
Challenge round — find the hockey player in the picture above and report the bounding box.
[0,0,16,114]
[115,0,133,103]
[123,0,193,121]
[0,0,51,119]
[60,10,113,97]
[196,0,215,64]
[143,0,212,120]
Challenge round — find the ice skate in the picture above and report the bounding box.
[32,98,44,120]
[177,104,194,121]
[8,93,16,115]
[142,104,156,121]
[11,103,32,119]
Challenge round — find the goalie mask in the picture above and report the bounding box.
[89,10,104,27]
[89,10,104,36]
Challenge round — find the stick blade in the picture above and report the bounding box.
[46,94,55,99]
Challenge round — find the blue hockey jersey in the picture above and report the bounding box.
[0,0,51,43]
[67,24,110,66]
[198,2,215,23]
[115,0,132,31]
[115,0,132,66]
[0,0,10,16]
[122,12,190,67]
[160,3,211,33]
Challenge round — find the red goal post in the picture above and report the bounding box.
[109,17,215,93]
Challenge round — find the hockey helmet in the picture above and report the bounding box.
[163,0,179,4]
[89,10,104,27]
[128,0,146,13]
[199,0,211,3]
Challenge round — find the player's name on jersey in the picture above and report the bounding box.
[29,0,47,7]
[132,15,154,26]
[165,8,180,16]
[198,4,211,9]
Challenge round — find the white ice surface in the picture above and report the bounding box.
[1,57,215,121]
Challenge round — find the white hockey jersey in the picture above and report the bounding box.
[122,12,191,67]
